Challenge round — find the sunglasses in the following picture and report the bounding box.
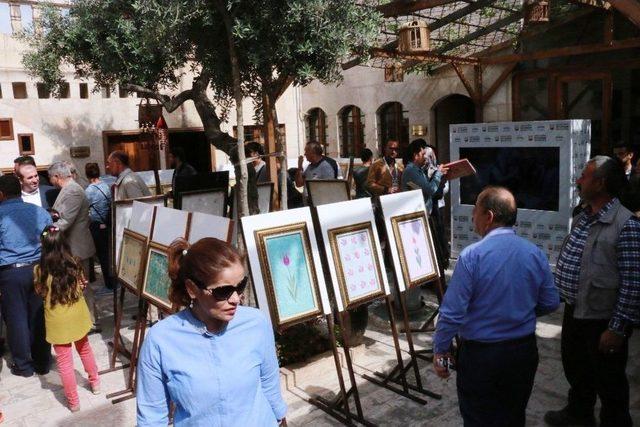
[191,276,249,301]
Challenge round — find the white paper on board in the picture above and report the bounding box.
[129,201,155,237]
[114,203,133,271]
[240,207,332,328]
[379,190,436,292]
[188,211,232,243]
[151,206,190,246]
[315,198,390,312]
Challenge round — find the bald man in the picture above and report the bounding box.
[433,186,559,426]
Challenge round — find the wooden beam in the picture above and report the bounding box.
[568,0,611,9]
[377,0,458,18]
[604,10,614,44]
[370,47,480,65]
[435,11,522,54]
[482,63,516,102]
[608,0,640,27]
[451,63,478,99]
[429,0,497,31]
[482,37,640,64]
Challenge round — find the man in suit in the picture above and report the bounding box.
[366,140,403,196]
[48,161,99,330]
[106,150,152,201]
[17,164,57,209]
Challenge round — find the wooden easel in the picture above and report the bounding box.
[309,312,374,426]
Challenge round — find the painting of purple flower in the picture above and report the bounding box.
[282,253,298,301]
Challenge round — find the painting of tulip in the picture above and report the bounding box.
[255,223,322,330]
[328,222,385,309]
[391,212,439,288]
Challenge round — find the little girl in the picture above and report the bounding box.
[34,225,100,412]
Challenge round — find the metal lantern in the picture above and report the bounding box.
[398,20,430,53]
[524,0,549,24]
[138,98,163,132]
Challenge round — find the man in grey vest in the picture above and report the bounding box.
[545,156,640,427]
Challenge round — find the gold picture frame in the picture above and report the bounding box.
[254,222,323,331]
[142,241,175,312]
[391,211,439,288]
[117,228,147,295]
[328,221,385,310]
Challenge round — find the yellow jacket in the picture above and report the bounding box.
[35,265,92,345]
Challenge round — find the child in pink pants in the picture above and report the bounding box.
[34,226,100,412]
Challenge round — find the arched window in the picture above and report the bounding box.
[305,108,327,150]
[338,105,365,158]
[377,102,409,155]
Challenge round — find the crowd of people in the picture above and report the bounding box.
[0,150,152,417]
[0,139,639,425]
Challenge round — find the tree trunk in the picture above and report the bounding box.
[262,91,285,209]
[216,0,249,218]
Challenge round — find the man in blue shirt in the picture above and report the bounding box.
[0,175,52,377]
[433,186,559,426]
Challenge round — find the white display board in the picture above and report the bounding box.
[129,201,155,236]
[151,206,191,247]
[114,201,133,271]
[241,207,332,328]
[135,170,157,191]
[379,190,439,292]
[188,212,233,244]
[180,189,227,217]
[449,120,591,262]
[316,198,391,312]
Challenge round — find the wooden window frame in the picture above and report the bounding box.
[339,105,364,158]
[17,133,34,155]
[0,118,14,141]
[12,82,28,99]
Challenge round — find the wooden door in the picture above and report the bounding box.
[555,72,612,155]
[106,133,159,171]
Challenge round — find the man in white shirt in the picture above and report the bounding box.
[17,164,56,209]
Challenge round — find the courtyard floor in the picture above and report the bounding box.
[1,279,639,426]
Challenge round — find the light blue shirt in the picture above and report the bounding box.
[0,198,52,266]
[85,181,112,224]
[433,227,559,354]
[136,306,287,427]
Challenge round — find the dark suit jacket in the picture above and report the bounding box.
[39,184,59,210]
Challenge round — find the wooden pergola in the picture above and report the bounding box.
[346,0,640,128]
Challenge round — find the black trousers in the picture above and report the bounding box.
[561,304,632,426]
[0,264,50,374]
[90,221,114,289]
[457,334,538,427]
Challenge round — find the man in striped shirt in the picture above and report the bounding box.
[546,156,640,427]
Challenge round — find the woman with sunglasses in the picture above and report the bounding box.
[136,238,287,426]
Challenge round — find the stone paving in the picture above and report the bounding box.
[1,280,639,426]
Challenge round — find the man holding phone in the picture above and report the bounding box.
[433,186,559,426]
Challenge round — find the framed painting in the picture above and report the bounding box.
[391,211,439,288]
[254,222,323,330]
[328,221,385,309]
[142,242,174,312]
[305,179,350,207]
[117,229,147,295]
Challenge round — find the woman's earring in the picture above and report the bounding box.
[189,299,194,308]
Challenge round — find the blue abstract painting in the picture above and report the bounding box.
[264,231,319,322]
